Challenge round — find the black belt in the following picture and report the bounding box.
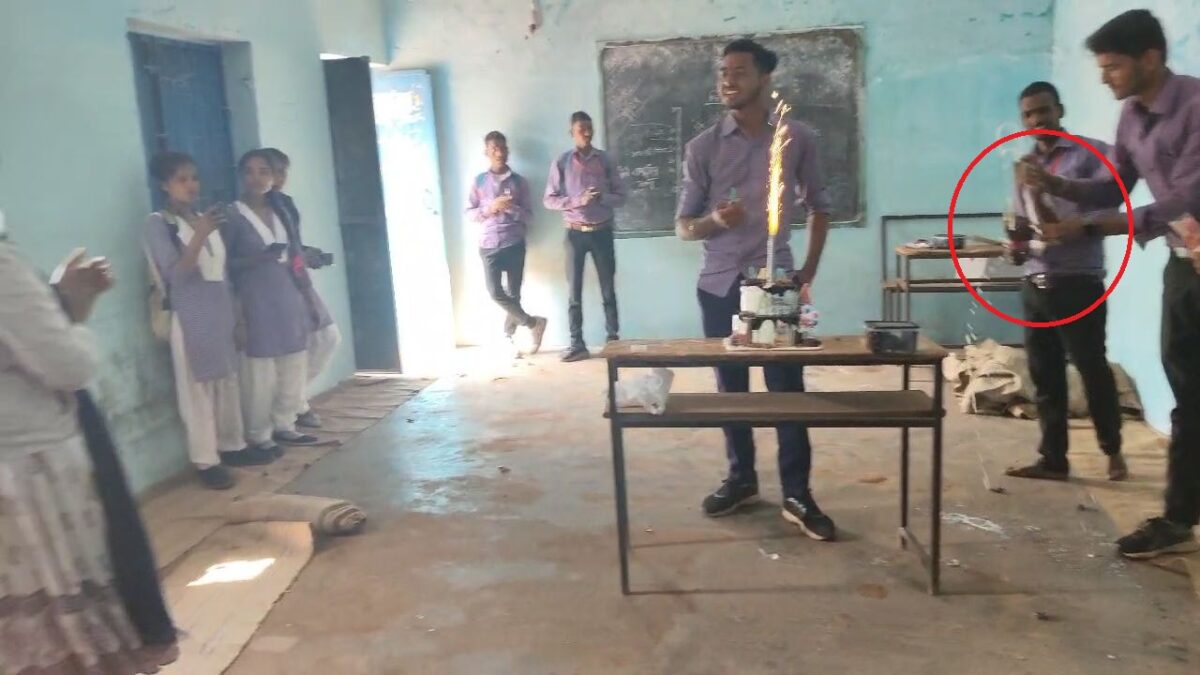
[1026,273,1103,290]
[566,220,612,232]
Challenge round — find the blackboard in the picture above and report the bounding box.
[601,29,863,236]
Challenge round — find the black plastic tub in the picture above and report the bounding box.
[865,320,920,354]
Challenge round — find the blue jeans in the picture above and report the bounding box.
[698,279,813,498]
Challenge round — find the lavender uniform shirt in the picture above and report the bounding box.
[543,148,627,226]
[466,169,532,250]
[1071,73,1200,251]
[1014,135,1115,278]
[676,113,832,296]
[144,213,239,382]
[222,203,310,359]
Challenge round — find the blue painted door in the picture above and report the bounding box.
[130,33,237,209]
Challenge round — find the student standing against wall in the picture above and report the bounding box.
[144,152,275,490]
[1001,83,1129,485]
[1019,10,1200,559]
[224,150,319,452]
[467,131,548,355]
[262,148,341,430]
[543,111,627,362]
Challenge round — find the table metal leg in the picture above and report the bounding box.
[903,257,913,321]
[900,365,910,548]
[930,361,945,595]
[607,361,631,595]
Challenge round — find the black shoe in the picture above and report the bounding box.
[701,479,760,517]
[296,410,323,429]
[262,442,285,459]
[1004,458,1069,481]
[220,446,276,467]
[606,334,620,343]
[198,466,234,490]
[1116,517,1199,559]
[561,345,590,362]
[782,493,837,541]
[273,430,320,446]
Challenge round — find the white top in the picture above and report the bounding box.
[0,243,96,455]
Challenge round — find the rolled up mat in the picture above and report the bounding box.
[226,493,366,535]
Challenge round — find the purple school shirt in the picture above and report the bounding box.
[1072,72,1200,250]
[143,213,239,382]
[676,113,832,297]
[466,169,532,250]
[1014,135,1113,278]
[542,148,627,225]
[222,204,310,359]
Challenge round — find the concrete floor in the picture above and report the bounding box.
[228,351,1198,675]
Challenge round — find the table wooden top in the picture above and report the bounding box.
[895,240,1006,260]
[601,335,948,367]
[607,391,940,428]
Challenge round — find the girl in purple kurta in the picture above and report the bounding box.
[224,150,319,448]
[143,152,275,490]
[262,147,341,430]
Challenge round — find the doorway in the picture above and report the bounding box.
[322,60,455,375]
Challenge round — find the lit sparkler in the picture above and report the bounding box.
[765,93,792,280]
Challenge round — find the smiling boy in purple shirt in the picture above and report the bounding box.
[467,131,548,354]
[1003,81,1128,485]
[543,111,627,362]
[1020,10,1200,559]
[675,39,834,542]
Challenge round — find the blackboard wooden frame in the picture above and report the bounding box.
[599,27,865,239]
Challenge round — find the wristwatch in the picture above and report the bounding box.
[1082,221,1100,238]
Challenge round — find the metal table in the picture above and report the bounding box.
[881,238,1024,323]
[601,336,950,595]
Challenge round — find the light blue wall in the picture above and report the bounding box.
[1052,0,1200,433]
[315,0,388,61]
[384,0,1054,348]
[0,0,373,492]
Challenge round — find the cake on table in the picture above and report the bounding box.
[729,268,820,349]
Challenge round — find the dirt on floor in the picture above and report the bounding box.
[220,351,1198,675]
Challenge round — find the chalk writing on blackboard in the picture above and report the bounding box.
[601,28,863,237]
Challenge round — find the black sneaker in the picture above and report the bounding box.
[198,466,234,490]
[561,345,590,362]
[782,494,837,541]
[701,479,759,517]
[296,410,323,429]
[220,446,276,467]
[606,334,620,343]
[1116,517,1199,559]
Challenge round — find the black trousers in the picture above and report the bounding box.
[1162,257,1200,526]
[698,279,813,498]
[566,228,619,347]
[481,242,533,337]
[1022,275,1122,470]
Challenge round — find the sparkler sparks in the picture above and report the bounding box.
[764,93,792,278]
